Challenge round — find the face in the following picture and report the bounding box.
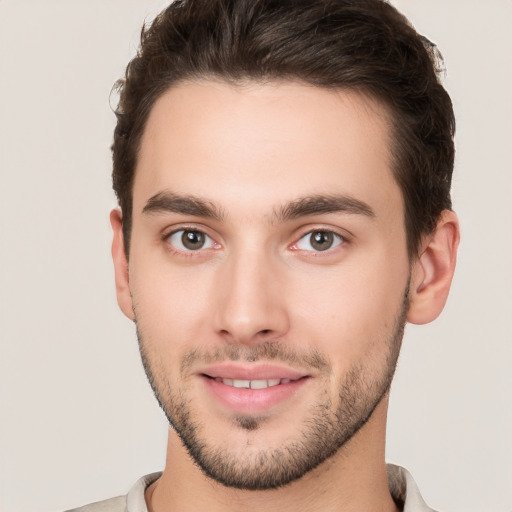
[118,81,412,489]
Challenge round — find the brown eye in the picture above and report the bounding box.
[168,229,215,251]
[310,231,334,251]
[182,230,205,250]
[295,230,343,252]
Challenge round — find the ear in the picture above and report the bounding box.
[407,210,460,325]
[110,209,135,321]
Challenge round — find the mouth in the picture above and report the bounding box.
[198,364,310,414]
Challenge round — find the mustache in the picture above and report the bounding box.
[179,341,331,376]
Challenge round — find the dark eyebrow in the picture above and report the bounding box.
[142,191,374,224]
[274,194,375,223]
[142,192,224,221]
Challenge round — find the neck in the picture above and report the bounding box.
[146,398,399,512]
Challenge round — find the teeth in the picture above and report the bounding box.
[249,379,267,389]
[220,378,288,389]
[233,379,250,388]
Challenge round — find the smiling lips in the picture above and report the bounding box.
[200,364,309,414]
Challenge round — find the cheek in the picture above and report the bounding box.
[288,254,409,364]
[128,257,215,352]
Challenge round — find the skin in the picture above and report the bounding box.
[111,81,459,512]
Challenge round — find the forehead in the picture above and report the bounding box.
[133,80,401,221]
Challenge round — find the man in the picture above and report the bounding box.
[70,0,459,510]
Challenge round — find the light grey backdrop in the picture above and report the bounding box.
[0,1,511,511]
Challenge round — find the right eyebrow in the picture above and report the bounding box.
[273,193,376,223]
[142,191,224,221]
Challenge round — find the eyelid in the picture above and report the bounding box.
[162,223,216,240]
[294,221,354,239]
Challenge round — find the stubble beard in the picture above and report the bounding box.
[135,288,409,491]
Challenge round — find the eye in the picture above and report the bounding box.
[294,230,344,252]
[167,229,216,252]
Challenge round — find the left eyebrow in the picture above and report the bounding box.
[273,194,376,223]
[142,191,224,221]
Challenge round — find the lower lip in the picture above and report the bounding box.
[202,376,308,415]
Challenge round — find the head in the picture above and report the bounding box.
[110,0,459,492]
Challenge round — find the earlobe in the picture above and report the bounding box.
[407,210,460,325]
[110,209,135,321]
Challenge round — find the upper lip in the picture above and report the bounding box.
[198,363,308,381]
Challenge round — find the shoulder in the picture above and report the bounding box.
[387,464,438,512]
[65,495,126,512]
[64,472,162,512]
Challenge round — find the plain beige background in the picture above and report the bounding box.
[0,1,511,511]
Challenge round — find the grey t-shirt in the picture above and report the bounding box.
[66,464,437,512]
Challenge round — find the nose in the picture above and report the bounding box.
[213,247,290,346]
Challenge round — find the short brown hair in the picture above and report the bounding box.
[112,0,455,257]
